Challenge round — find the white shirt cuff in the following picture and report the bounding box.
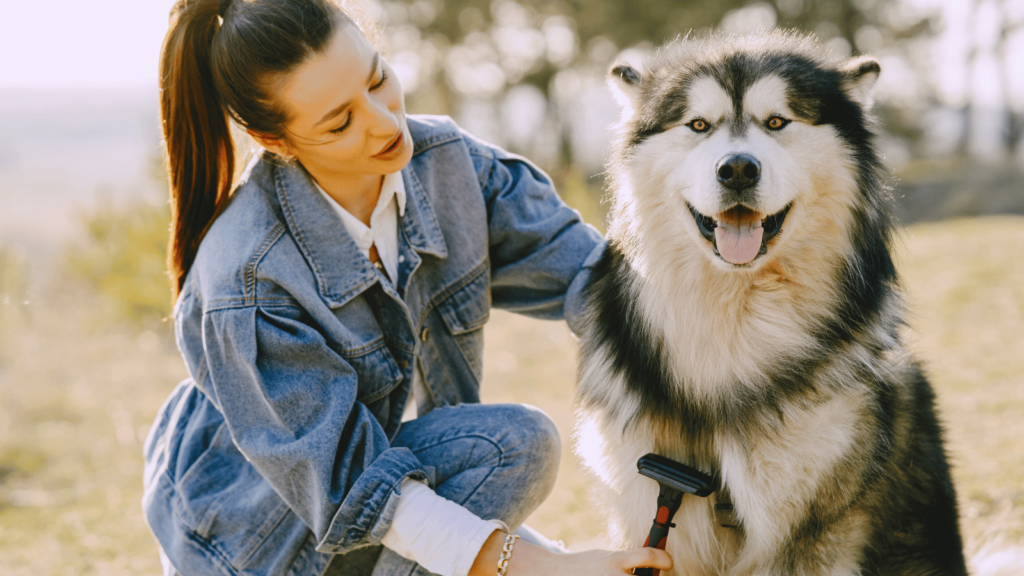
[381,478,505,576]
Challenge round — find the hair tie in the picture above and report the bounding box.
[218,0,233,18]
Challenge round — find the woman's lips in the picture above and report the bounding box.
[374,131,404,159]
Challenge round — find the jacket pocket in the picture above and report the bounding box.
[437,266,491,335]
[436,269,491,377]
[175,423,292,568]
[343,342,404,405]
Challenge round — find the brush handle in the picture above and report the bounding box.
[633,488,684,576]
[633,505,672,576]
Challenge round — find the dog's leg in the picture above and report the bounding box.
[718,393,872,576]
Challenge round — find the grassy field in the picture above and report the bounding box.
[0,216,1022,574]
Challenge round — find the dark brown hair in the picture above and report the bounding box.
[159,0,351,297]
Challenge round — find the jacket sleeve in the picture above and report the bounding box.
[201,304,428,555]
[463,132,606,334]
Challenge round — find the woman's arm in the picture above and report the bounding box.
[469,530,674,576]
[383,478,506,576]
[201,304,427,555]
[463,129,605,333]
[458,131,671,576]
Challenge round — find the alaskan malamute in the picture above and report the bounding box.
[574,32,968,575]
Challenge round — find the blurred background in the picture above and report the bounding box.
[1,0,1023,573]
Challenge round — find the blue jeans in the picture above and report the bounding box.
[158,402,563,576]
[370,402,564,576]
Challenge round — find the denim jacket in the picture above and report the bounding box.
[142,115,604,576]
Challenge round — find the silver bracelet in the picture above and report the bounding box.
[496,533,520,576]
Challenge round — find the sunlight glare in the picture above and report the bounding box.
[0,0,177,90]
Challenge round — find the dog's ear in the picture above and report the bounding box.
[607,62,644,115]
[839,56,881,111]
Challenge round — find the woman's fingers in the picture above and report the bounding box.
[617,547,673,572]
[541,546,674,576]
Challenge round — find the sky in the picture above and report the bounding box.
[2,0,1018,104]
[0,0,177,91]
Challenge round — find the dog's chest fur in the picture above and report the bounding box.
[575,243,879,574]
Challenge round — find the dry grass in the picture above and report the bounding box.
[0,290,186,575]
[898,217,1024,551]
[0,216,1021,574]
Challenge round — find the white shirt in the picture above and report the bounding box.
[317,171,406,283]
[312,172,501,576]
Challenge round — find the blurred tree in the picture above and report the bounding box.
[417,0,928,59]
[61,154,174,329]
[62,198,172,328]
[0,245,29,317]
[371,0,948,175]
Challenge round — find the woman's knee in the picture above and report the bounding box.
[494,404,561,495]
[408,403,562,527]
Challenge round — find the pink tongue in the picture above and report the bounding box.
[714,207,764,264]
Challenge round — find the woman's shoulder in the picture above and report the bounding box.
[406,114,459,141]
[407,115,501,161]
[186,155,307,308]
[202,156,287,262]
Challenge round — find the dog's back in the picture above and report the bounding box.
[575,31,967,575]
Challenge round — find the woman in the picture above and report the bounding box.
[143,1,673,575]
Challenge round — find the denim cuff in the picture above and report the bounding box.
[564,240,607,336]
[315,447,428,555]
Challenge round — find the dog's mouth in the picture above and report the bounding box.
[687,202,791,265]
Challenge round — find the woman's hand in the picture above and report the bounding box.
[468,530,673,576]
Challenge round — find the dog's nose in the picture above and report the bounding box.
[716,154,761,191]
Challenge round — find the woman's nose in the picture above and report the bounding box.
[365,92,400,136]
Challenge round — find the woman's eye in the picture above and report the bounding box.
[371,69,388,91]
[766,116,790,130]
[330,113,352,134]
[328,66,387,135]
[688,119,710,133]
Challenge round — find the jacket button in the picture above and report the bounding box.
[399,360,409,369]
[420,328,430,342]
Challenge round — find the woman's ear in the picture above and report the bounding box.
[248,129,291,158]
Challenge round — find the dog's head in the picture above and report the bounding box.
[607,32,883,271]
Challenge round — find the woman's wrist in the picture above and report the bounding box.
[467,530,553,576]
[496,533,519,576]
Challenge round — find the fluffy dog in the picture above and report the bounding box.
[574,32,968,575]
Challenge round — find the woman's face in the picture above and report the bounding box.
[268,22,412,186]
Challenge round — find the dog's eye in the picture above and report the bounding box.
[688,119,710,133]
[766,116,790,131]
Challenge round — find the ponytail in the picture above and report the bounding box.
[159,0,353,299]
[161,0,235,298]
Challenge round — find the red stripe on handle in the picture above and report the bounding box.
[656,506,670,524]
[650,506,671,575]
[637,505,674,576]
[651,536,667,576]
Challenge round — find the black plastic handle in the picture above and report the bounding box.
[632,454,715,576]
[633,485,683,576]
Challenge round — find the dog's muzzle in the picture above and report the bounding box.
[688,202,791,265]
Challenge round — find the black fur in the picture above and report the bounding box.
[612,63,643,86]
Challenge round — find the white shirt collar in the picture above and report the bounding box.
[312,171,406,283]
[387,171,407,218]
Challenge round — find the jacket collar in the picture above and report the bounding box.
[399,164,448,259]
[273,157,447,308]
